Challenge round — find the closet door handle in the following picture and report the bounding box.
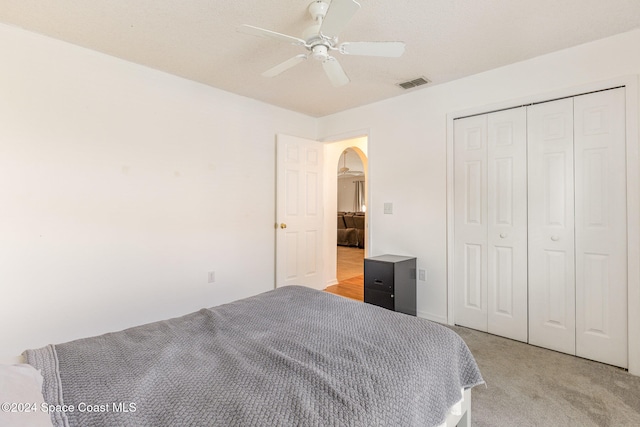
[499,233,507,239]
[551,235,560,241]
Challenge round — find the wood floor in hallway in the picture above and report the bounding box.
[325,246,364,301]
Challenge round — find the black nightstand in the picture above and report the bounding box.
[364,255,416,316]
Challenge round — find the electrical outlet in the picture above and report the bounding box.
[419,269,426,281]
[207,271,215,283]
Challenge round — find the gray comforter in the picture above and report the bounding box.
[25,286,483,427]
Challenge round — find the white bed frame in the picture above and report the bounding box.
[445,388,472,427]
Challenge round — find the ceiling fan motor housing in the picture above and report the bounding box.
[312,45,329,61]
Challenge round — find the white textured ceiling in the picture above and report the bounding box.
[1,0,639,117]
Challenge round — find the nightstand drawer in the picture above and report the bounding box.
[364,262,393,292]
[364,287,394,311]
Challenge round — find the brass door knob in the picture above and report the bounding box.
[280,223,287,229]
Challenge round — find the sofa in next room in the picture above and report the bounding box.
[337,212,365,248]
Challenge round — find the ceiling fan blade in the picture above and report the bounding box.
[320,0,361,38]
[322,56,350,87]
[237,24,306,46]
[339,41,406,57]
[262,54,308,77]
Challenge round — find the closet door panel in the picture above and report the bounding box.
[527,99,576,355]
[574,88,627,368]
[454,115,488,331]
[487,108,528,342]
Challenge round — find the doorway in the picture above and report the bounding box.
[325,143,367,301]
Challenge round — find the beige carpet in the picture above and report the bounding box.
[450,326,640,426]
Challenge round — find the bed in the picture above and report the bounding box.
[16,286,483,427]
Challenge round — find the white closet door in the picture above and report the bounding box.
[574,88,628,367]
[487,108,528,342]
[454,115,488,331]
[528,98,576,355]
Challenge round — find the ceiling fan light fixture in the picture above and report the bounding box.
[312,45,329,60]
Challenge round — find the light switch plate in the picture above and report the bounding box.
[384,202,393,214]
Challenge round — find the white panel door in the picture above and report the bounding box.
[527,98,576,355]
[574,88,627,367]
[487,108,528,342]
[454,115,488,331]
[276,134,324,289]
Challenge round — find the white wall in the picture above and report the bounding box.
[337,177,365,213]
[317,29,640,328]
[0,23,316,361]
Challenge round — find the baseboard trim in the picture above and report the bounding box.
[417,311,448,325]
[325,278,339,287]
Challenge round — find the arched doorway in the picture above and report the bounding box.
[325,142,368,300]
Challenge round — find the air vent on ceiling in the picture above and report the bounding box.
[397,77,430,90]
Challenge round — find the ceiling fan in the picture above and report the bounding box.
[238,0,406,87]
[338,150,364,177]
